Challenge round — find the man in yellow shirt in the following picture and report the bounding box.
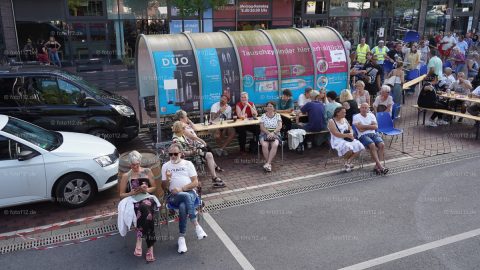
[371,40,389,65]
[356,38,370,64]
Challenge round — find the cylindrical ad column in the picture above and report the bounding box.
[297,28,349,94]
[229,30,280,104]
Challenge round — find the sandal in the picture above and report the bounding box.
[134,246,142,257]
[381,168,389,175]
[263,164,272,172]
[212,181,226,188]
[145,249,156,262]
[212,176,223,183]
[215,166,225,172]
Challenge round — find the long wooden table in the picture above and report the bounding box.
[438,93,480,104]
[402,74,426,104]
[279,112,307,121]
[192,118,261,132]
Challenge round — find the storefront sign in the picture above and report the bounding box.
[238,1,270,17]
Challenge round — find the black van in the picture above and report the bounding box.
[0,66,138,142]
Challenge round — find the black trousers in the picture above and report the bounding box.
[235,125,260,151]
[430,100,449,120]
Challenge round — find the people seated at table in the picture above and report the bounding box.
[373,86,394,116]
[175,109,196,132]
[235,92,260,153]
[438,67,456,90]
[259,101,282,172]
[339,89,359,124]
[161,143,207,254]
[353,103,389,175]
[210,95,236,157]
[118,150,160,262]
[295,90,326,132]
[352,81,370,107]
[417,83,449,127]
[327,107,365,172]
[467,86,480,120]
[325,91,342,121]
[450,72,473,122]
[171,121,226,188]
[277,89,294,113]
[317,88,329,104]
[298,87,313,108]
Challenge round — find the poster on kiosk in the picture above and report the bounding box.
[136,27,348,132]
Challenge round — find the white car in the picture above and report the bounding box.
[0,115,119,208]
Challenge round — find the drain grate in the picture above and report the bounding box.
[2,151,479,254]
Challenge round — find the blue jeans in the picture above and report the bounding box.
[168,191,198,234]
[48,49,61,67]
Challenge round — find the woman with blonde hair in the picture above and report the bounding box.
[388,60,405,104]
[317,88,330,104]
[352,80,370,106]
[339,89,359,124]
[171,121,226,188]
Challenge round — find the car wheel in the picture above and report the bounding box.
[88,128,114,142]
[55,173,96,208]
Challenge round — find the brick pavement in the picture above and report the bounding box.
[1,90,480,235]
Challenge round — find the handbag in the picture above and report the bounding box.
[333,120,353,142]
[383,75,396,87]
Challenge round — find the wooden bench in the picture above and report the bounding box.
[401,74,426,104]
[412,104,480,139]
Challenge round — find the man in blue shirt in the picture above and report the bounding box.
[295,90,325,132]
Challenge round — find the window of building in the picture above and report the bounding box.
[68,0,104,17]
[425,0,447,35]
[330,0,369,17]
[454,0,474,12]
[305,1,327,15]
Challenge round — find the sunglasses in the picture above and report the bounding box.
[169,152,180,157]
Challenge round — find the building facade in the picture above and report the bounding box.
[0,0,479,64]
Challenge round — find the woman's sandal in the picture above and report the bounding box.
[381,168,389,175]
[145,250,156,262]
[215,166,225,172]
[212,181,226,188]
[134,246,142,257]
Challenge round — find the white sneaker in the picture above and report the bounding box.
[426,120,438,127]
[195,225,207,239]
[437,119,449,125]
[178,237,187,254]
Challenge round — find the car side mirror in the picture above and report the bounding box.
[80,96,100,107]
[18,150,38,161]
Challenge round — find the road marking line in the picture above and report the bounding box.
[203,213,255,270]
[338,227,480,270]
[203,156,413,199]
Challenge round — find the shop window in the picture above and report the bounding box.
[68,0,104,17]
[305,1,327,15]
[425,0,447,35]
[454,0,474,12]
[330,0,367,17]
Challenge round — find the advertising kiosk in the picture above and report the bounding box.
[136,27,348,143]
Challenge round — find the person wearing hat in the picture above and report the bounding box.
[371,40,389,65]
[295,90,326,132]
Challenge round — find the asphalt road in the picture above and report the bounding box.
[1,157,480,270]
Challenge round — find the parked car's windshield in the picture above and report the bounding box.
[2,117,62,151]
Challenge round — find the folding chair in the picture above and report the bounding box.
[162,188,204,239]
[376,112,404,152]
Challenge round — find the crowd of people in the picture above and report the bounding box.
[116,30,480,261]
[21,36,62,67]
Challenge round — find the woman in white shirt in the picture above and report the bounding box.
[373,85,394,115]
[259,101,282,172]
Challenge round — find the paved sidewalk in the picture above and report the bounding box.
[1,91,480,237]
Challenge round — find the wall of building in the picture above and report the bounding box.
[0,0,18,56]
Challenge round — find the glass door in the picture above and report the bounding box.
[66,22,109,61]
